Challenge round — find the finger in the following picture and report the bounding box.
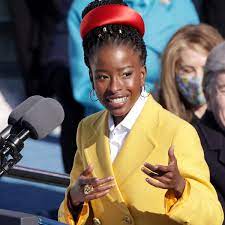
[145,178,168,189]
[85,189,110,201]
[143,163,169,174]
[79,177,98,186]
[93,183,115,193]
[142,167,161,177]
[168,146,176,165]
[147,174,173,187]
[80,164,94,177]
[79,176,114,187]
[143,162,159,172]
[92,176,114,187]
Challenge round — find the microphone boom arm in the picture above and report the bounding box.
[0,130,30,176]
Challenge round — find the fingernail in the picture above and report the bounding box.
[146,178,149,182]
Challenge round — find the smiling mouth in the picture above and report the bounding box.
[107,96,128,104]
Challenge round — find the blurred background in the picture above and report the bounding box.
[0,0,68,221]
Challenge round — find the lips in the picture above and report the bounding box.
[106,96,128,108]
[108,96,128,103]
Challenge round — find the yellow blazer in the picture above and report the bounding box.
[59,96,224,225]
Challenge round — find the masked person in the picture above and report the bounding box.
[193,41,225,225]
[58,1,224,225]
[159,24,223,122]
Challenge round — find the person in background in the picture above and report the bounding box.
[193,41,225,224]
[7,0,83,174]
[58,1,223,224]
[67,0,199,116]
[159,24,223,122]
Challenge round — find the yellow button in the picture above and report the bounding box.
[122,215,132,224]
[93,217,101,225]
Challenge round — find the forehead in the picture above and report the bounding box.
[215,72,225,86]
[179,48,208,67]
[90,44,141,68]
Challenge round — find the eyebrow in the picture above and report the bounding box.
[218,84,225,89]
[94,66,134,73]
[179,65,195,69]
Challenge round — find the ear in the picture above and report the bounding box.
[89,70,95,89]
[205,92,212,110]
[140,65,147,86]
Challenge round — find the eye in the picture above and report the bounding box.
[219,87,225,94]
[179,66,195,75]
[94,74,109,80]
[122,72,132,78]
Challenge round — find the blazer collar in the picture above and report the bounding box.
[112,95,159,186]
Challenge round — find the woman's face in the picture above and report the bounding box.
[175,47,208,107]
[177,48,207,79]
[89,44,146,124]
[209,72,225,130]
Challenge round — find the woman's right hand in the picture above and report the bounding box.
[70,164,115,206]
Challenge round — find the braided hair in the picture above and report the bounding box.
[82,0,147,69]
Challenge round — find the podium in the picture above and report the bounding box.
[0,209,66,225]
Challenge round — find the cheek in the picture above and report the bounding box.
[217,95,225,110]
[131,74,144,87]
[211,95,225,116]
[93,80,110,98]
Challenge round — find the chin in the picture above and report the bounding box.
[110,108,129,118]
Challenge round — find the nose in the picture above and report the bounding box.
[196,67,204,77]
[108,76,122,93]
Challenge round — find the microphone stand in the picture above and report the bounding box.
[0,130,30,176]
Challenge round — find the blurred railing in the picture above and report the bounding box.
[4,165,70,187]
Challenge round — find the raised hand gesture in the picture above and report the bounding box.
[142,146,185,198]
[70,165,115,205]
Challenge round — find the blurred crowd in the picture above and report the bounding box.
[0,0,225,219]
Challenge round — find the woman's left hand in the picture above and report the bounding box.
[141,146,186,199]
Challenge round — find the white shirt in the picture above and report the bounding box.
[108,91,148,162]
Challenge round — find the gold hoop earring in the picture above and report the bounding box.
[140,85,149,98]
[89,89,99,101]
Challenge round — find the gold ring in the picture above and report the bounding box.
[83,184,94,195]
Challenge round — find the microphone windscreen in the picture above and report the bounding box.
[8,95,44,125]
[21,98,65,139]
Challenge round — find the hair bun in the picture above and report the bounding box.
[82,0,127,19]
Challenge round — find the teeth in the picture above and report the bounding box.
[110,97,127,104]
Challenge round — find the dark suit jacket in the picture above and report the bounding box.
[193,111,225,222]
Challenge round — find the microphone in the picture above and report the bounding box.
[21,98,65,139]
[8,95,44,125]
[0,95,44,140]
[0,97,65,176]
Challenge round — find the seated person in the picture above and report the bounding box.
[193,41,225,224]
[159,24,223,122]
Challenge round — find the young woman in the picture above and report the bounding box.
[160,24,223,122]
[58,1,223,225]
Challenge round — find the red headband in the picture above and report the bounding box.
[80,4,145,39]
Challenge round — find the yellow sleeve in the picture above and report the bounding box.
[165,123,224,225]
[58,121,90,225]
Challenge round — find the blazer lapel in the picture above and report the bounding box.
[83,111,125,202]
[113,96,159,187]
